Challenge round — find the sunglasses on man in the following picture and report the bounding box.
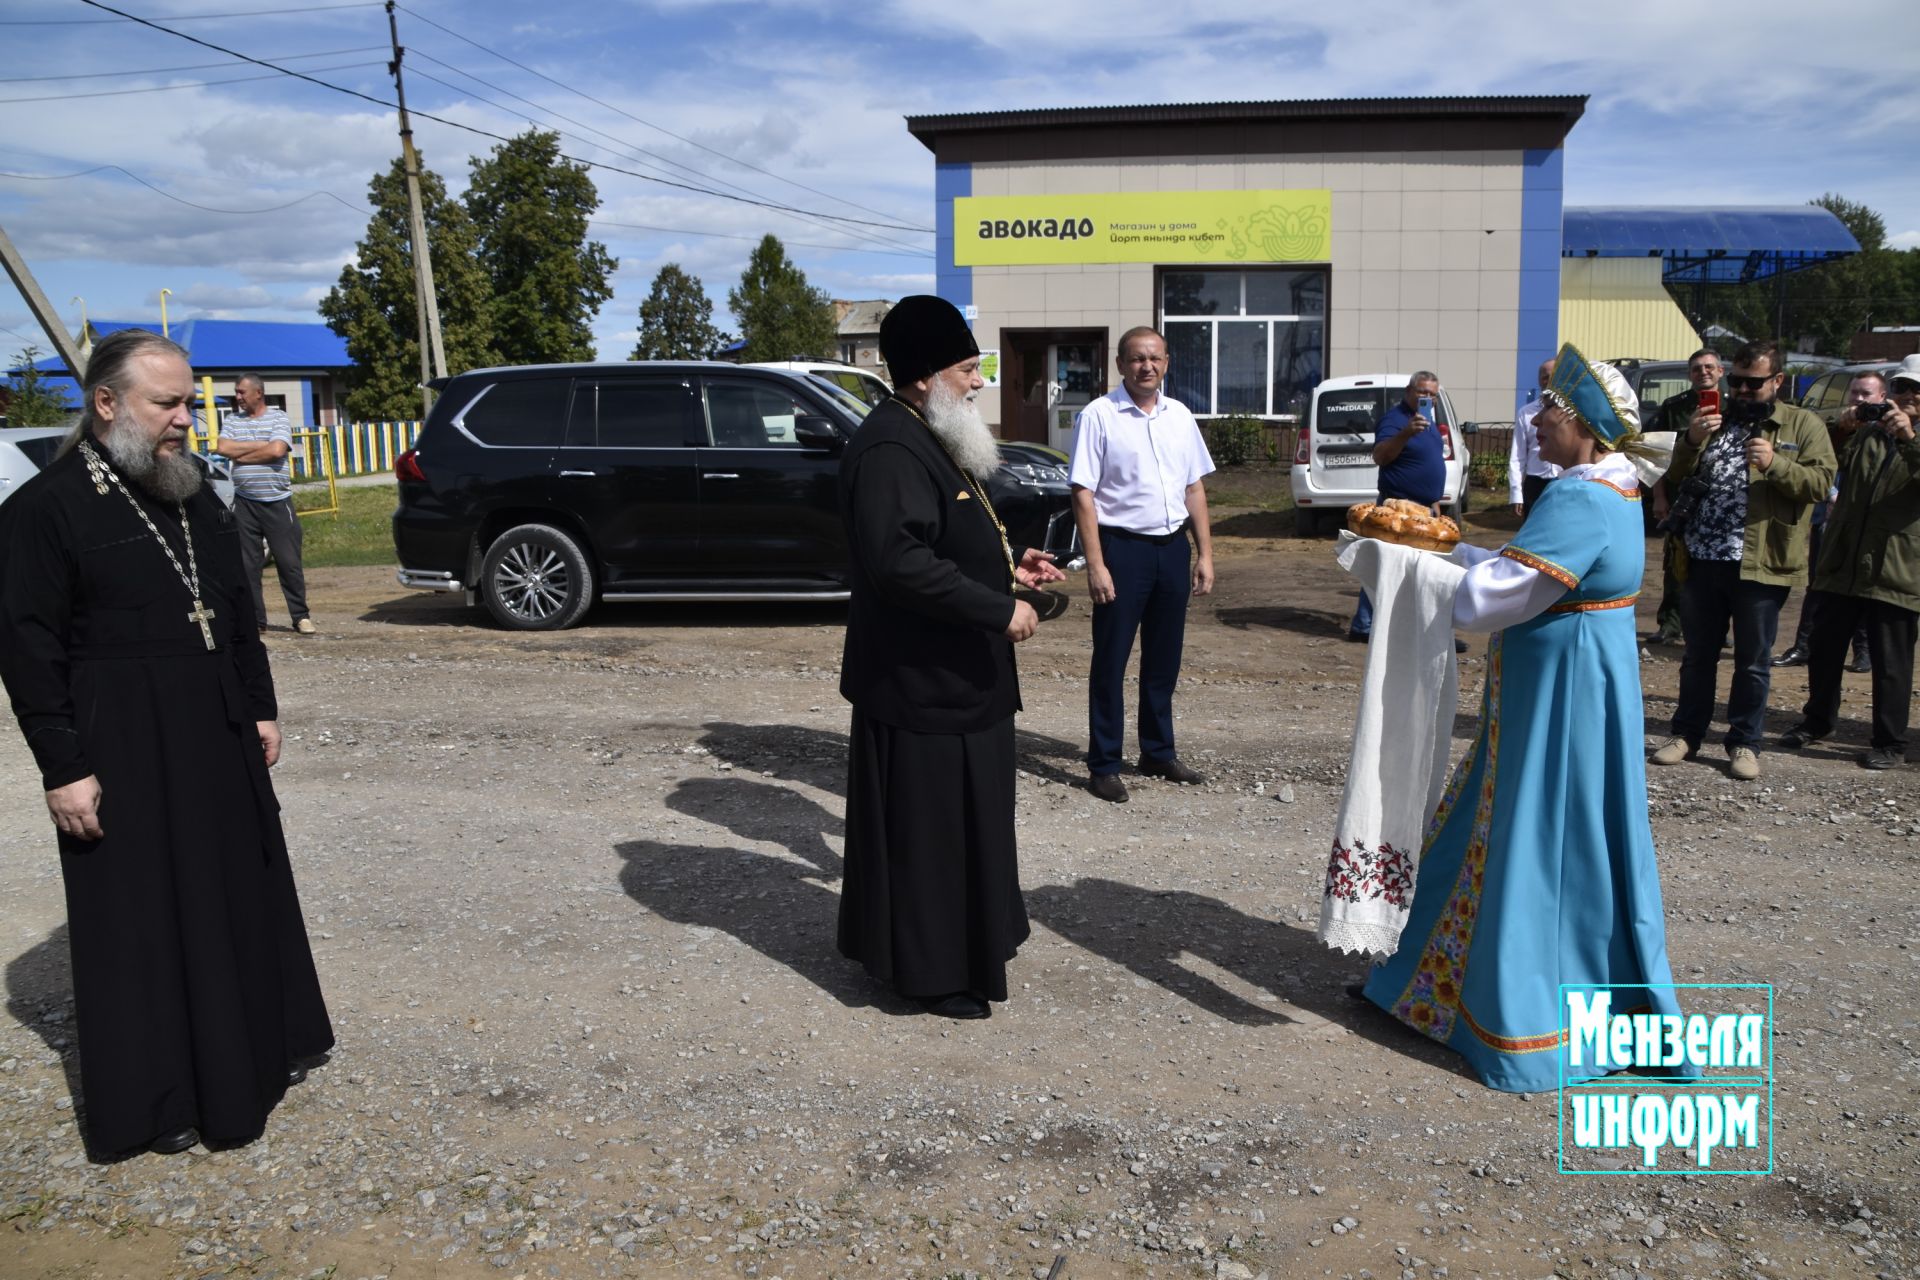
[1724,373,1777,392]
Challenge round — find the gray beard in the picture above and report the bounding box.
[924,377,1001,479]
[102,426,203,503]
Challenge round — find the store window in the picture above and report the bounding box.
[1159,268,1327,420]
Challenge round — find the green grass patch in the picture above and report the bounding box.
[293,481,401,568]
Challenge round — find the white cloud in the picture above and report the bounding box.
[1890,230,1920,252]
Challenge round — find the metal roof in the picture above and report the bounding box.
[27,319,350,373]
[907,95,1587,147]
[1562,206,1860,284]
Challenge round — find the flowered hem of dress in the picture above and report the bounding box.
[1389,631,1502,1046]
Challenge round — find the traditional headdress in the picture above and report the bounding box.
[1542,342,1641,449]
[879,295,979,387]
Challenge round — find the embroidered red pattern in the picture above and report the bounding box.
[1323,836,1416,909]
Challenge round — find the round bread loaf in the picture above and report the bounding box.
[1346,498,1461,553]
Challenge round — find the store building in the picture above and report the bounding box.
[908,96,1586,449]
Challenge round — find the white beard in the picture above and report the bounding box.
[103,425,203,503]
[924,376,1001,480]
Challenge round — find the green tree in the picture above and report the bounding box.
[3,345,74,427]
[631,264,726,360]
[320,155,496,421]
[465,130,616,365]
[728,235,838,362]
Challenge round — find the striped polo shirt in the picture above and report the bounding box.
[224,407,294,503]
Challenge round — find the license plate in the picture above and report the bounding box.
[1322,455,1375,468]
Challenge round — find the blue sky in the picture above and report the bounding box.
[3,0,1918,365]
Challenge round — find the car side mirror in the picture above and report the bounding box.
[794,414,842,452]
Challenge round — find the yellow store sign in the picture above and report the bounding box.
[954,190,1331,267]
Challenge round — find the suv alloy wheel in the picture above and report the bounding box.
[481,523,595,631]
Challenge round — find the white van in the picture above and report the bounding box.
[747,361,891,409]
[1288,374,1471,536]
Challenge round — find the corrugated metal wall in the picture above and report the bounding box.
[1559,259,1700,361]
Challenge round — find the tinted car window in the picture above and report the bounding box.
[1314,386,1446,434]
[12,435,63,469]
[575,379,695,447]
[706,382,807,448]
[460,377,571,447]
[1639,372,1693,413]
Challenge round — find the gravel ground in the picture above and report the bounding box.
[1,515,1915,1280]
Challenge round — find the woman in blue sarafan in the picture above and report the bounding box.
[1359,343,1688,1093]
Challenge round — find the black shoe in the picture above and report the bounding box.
[1453,638,1468,654]
[287,1066,308,1087]
[1774,645,1808,668]
[1346,629,1370,643]
[918,992,991,1020]
[1861,747,1906,771]
[1139,756,1206,785]
[1777,723,1825,751]
[148,1127,199,1156]
[1089,772,1129,803]
[1343,981,1370,1002]
[1847,647,1873,674]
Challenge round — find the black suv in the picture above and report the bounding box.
[393,362,1077,630]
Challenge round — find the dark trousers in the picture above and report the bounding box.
[1088,527,1191,775]
[1673,559,1788,750]
[1520,472,1551,515]
[1799,596,1917,752]
[1656,536,1685,640]
[1788,519,1869,656]
[236,496,309,627]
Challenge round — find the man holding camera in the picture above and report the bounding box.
[1775,373,1882,672]
[1651,341,1835,781]
[1776,358,1920,770]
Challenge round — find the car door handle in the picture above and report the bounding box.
[702,472,740,480]
[558,469,599,477]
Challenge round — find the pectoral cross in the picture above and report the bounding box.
[187,599,217,650]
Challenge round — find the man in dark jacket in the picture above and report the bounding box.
[836,295,1063,1019]
[1777,358,1920,769]
[1650,341,1835,782]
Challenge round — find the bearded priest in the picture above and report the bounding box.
[0,328,333,1158]
[835,295,1065,1020]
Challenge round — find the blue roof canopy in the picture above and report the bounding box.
[1562,206,1860,285]
[23,319,350,374]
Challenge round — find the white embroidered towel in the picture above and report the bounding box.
[1318,534,1467,957]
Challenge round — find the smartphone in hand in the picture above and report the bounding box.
[1697,387,1721,414]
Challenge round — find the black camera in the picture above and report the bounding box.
[1856,402,1888,423]
[1657,474,1712,536]
[1726,398,1769,426]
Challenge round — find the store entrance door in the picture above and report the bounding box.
[1000,328,1106,450]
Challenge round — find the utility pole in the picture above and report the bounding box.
[385,0,447,418]
[0,222,87,380]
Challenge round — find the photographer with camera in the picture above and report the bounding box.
[1776,372,1883,672]
[1776,357,1920,770]
[1650,341,1835,781]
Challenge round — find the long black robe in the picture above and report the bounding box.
[836,400,1031,1001]
[0,444,333,1154]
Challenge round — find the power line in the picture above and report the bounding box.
[0,45,386,82]
[76,0,934,234]
[3,2,381,24]
[0,60,385,104]
[0,162,369,216]
[403,57,925,259]
[396,4,927,235]
[588,218,930,261]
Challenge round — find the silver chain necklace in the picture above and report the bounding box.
[78,438,217,650]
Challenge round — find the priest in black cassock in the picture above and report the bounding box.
[837,295,1065,1020]
[0,329,333,1157]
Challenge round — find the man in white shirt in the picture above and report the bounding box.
[1508,358,1559,517]
[1069,327,1216,804]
